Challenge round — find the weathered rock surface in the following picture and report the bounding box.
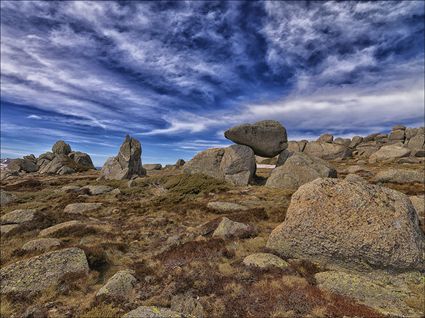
[123,306,183,318]
[1,209,37,225]
[0,248,89,295]
[96,270,137,301]
[100,135,145,180]
[317,133,334,143]
[184,145,256,186]
[68,151,95,170]
[315,270,424,317]
[410,195,424,219]
[345,173,367,183]
[1,224,20,236]
[207,201,248,212]
[369,145,411,162]
[243,253,289,270]
[303,141,351,160]
[212,217,256,239]
[39,220,90,237]
[267,178,425,270]
[143,163,162,171]
[82,185,113,195]
[224,120,287,157]
[171,293,205,318]
[0,191,16,205]
[275,149,293,167]
[52,140,72,155]
[64,203,103,214]
[374,168,424,184]
[21,238,61,252]
[266,152,337,189]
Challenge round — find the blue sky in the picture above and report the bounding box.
[1,1,424,165]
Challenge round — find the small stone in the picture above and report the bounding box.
[64,203,103,214]
[82,185,113,195]
[243,253,289,270]
[212,217,256,239]
[345,174,367,183]
[96,270,137,301]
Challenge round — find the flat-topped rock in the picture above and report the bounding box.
[374,169,424,184]
[0,248,88,295]
[64,203,103,214]
[224,120,287,157]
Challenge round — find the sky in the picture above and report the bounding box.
[1,1,424,166]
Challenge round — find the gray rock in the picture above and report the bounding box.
[317,133,333,143]
[57,166,75,175]
[52,140,71,155]
[96,270,137,301]
[389,129,405,141]
[407,132,425,150]
[303,141,351,160]
[39,220,87,237]
[123,306,183,318]
[82,185,113,195]
[100,135,145,180]
[369,145,411,162]
[0,191,17,206]
[207,201,248,212]
[287,140,308,152]
[243,253,289,270]
[276,149,293,167]
[266,152,337,190]
[392,124,406,131]
[64,203,103,214]
[1,224,20,236]
[171,293,204,318]
[22,238,61,252]
[38,154,75,175]
[333,138,351,146]
[183,148,225,180]
[224,120,287,157]
[220,144,256,186]
[349,136,363,148]
[68,151,95,170]
[38,152,54,161]
[143,163,162,171]
[212,217,256,239]
[175,159,186,167]
[267,178,425,271]
[0,248,89,295]
[374,169,424,184]
[6,158,38,173]
[345,173,367,183]
[1,209,37,225]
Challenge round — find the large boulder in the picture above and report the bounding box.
[224,120,287,157]
[266,178,425,271]
[287,140,308,152]
[52,140,71,155]
[303,141,351,160]
[266,152,337,189]
[38,154,75,174]
[407,130,424,150]
[6,158,38,173]
[317,133,333,143]
[349,136,363,148]
[68,151,95,170]
[183,145,256,186]
[100,135,145,180]
[0,248,89,295]
[369,145,411,162]
[0,191,16,206]
[374,169,424,184]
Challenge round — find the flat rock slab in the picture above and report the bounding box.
[0,248,89,295]
[21,238,62,252]
[243,253,289,270]
[374,169,424,184]
[1,209,37,225]
[64,203,103,214]
[315,270,424,317]
[207,201,248,212]
[123,306,183,318]
[96,270,137,301]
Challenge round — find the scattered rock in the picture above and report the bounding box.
[369,145,411,162]
[52,140,72,155]
[315,270,423,317]
[267,178,425,271]
[207,201,248,212]
[82,185,113,195]
[96,270,137,301]
[0,248,89,295]
[64,203,103,214]
[39,220,90,237]
[0,191,17,205]
[374,168,424,184]
[317,133,334,143]
[1,209,37,225]
[143,163,162,171]
[266,152,337,189]
[224,120,287,157]
[21,238,61,253]
[123,306,183,318]
[100,135,145,180]
[212,217,256,239]
[243,253,289,270]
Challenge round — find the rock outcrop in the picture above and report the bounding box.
[100,135,146,180]
[369,145,411,162]
[267,178,425,271]
[183,145,256,186]
[0,248,89,295]
[224,120,287,157]
[266,152,337,189]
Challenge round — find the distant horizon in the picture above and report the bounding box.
[1,1,424,166]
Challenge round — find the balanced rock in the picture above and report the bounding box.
[0,248,89,295]
[369,145,410,162]
[183,145,256,186]
[100,135,145,180]
[267,178,425,271]
[224,120,287,157]
[266,152,337,189]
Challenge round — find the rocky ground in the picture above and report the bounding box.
[1,157,424,318]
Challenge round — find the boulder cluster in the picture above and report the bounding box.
[3,140,95,178]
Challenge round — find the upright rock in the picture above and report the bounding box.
[183,145,256,186]
[266,152,337,189]
[100,135,145,180]
[224,120,287,157]
[52,140,71,155]
[267,178,425,271]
